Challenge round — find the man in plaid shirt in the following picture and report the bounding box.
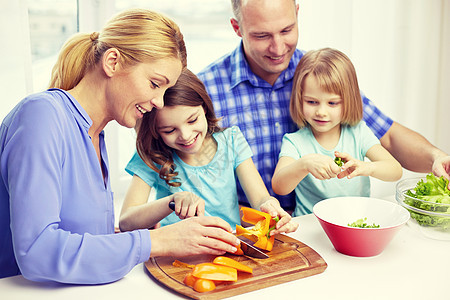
[198,0,450,211]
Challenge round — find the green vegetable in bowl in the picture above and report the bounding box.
[348,218,380,228]
[404,173,450,228]
[334,157,343,167]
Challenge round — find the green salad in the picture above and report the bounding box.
[348,217,380,228]
[404,173,450,229]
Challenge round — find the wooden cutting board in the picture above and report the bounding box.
[144,234,327,299]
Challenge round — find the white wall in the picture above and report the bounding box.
[0,0,33,121]
[1,0,448,202]
[297,0,450,197]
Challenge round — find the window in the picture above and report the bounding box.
[28,0,77,91]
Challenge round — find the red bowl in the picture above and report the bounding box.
[313,197,410,257]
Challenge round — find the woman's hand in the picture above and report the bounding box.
[149,216,240,257]
[171,191,205,219]
[259,197,299,235]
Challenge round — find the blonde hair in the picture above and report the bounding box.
[49,8,187,90]
[290,48,363,128]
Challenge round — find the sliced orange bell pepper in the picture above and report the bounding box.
[213,256,253,274]
[191,263,237,282]
[173,259,195,269]
[193,278,216,293]
[183,272,197,288]
[236,207,278,251]
[233,243,244,255]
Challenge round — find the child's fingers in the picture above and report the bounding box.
[271,218,298,235]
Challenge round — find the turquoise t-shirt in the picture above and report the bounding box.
[125,126,252,228]
[279,122,379,216]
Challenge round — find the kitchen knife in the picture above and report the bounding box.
[238,237,269,259]
[169,201,269,258]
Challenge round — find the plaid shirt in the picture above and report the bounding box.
[198,43,393,210]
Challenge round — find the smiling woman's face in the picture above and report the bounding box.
[107,57,182,128]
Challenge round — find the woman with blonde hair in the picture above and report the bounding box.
[272,48,402,216]
[0,8,239,284]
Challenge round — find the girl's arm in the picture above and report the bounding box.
[119,175,205,231]
[272,154,341,195]
[236,158,299,235]
[336,145,403,181]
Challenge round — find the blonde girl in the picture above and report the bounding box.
[272,48,402,216]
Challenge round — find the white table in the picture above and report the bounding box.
[2,212,449,300]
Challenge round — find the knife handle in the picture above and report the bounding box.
[169,200,200,216]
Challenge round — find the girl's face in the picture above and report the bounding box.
[107,57,182,128]
[302,74,342,137]
[156,105,209,159]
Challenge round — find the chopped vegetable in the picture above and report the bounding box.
[334,157,343,167]
[404,173,450,228]
[233,243,244,255]
[193,278,216,293]
[183,272,197,288]
[191,263,237,282]
[236,207,278,251]
[173,259,195,269]
[181,257,252,293]
[348,217,380,228]
[213,256,253,274]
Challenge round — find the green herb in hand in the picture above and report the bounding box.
[334,157,343,167]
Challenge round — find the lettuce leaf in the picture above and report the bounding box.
[404,173,450,228]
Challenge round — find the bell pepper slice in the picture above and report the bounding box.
[213,256,253,274]
[183,272,197,288]
[193,278,216,293]
[173,259,195,269]
[233,243,244,255]
[236,207,278,251]
[191,263,237,282]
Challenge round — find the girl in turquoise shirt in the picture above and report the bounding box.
[272,48,403,216]
[120,69,298,234]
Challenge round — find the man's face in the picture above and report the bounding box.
[231,0,299,85]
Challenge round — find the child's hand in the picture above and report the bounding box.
[259,197,299,235]
[303,153,341,180]
[335,151,370,179]
[171,191,206,219]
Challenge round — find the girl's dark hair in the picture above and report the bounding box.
[136,68,221,186]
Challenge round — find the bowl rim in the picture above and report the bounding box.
[396,176,450,216]
[313,196,410,230]
[399,200,450,217]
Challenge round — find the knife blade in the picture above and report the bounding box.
[238,237,269,259]
[169,201,269,258]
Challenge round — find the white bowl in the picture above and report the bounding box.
[313,197,410,257]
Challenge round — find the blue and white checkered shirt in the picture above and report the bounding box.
[198,43,393,210]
